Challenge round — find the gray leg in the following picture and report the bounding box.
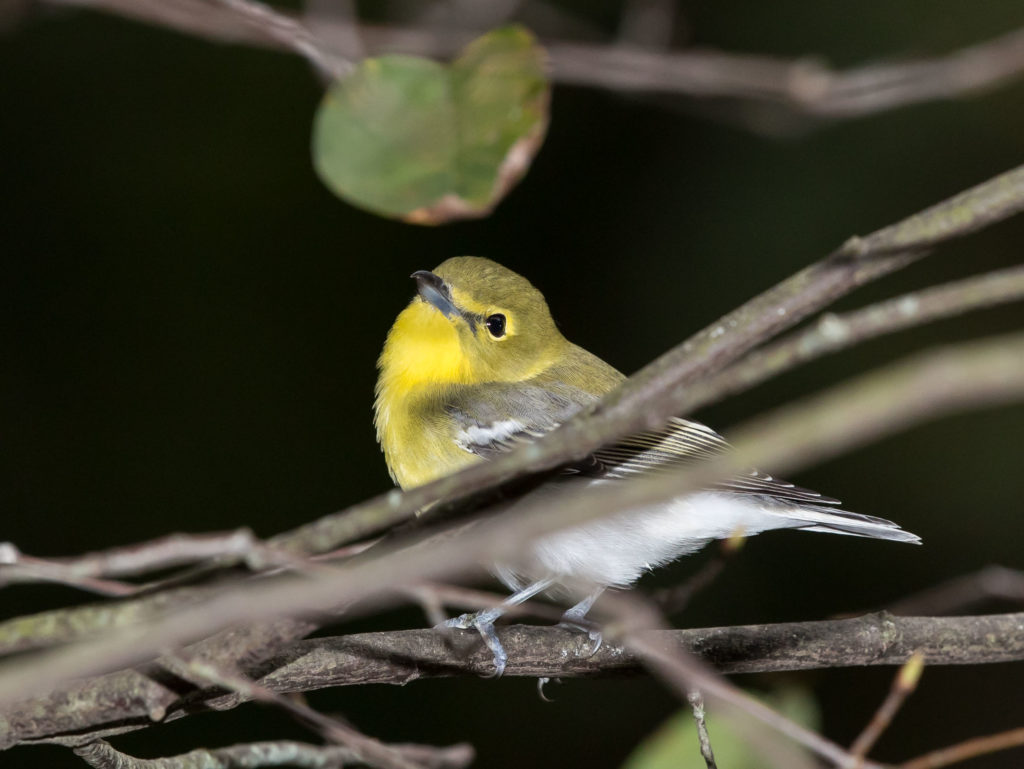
[439,578,555,677]
[557,587,605,656]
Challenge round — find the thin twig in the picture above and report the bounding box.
[72,739,360,769]
[612,594,848,769]
[683,264,1024,417]
[41,1,1024,124]
[849,653,924,760]
[73,738,473,769]
[164,654,429,769]
[687,689,718,769]
[211,0,349,78]
[883,565,1024,616]
[0,529,271,591]
[547,27,1024,118]
[899,726,1024,769]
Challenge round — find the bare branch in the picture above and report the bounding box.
[547,27,1024,118]
[49,0,346,78]
[883,565,1024,616]
[0,586,207,655]
[682,264,1024,418]
[6,612,1024,748]
[51,0,289,48]
[243,611,1024,688]
[40,1,1024,123]
[210,0,348,78]
[0,529,270,593]
[163,655,433,769]
[899,726,1024,769]
[73,738,473,769]
[687,689,718,769]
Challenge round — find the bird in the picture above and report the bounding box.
[374,256,920,675]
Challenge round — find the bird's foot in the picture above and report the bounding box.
[556,614,603,658]
[438,609,508,677]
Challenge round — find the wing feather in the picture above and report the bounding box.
[594,417,841,506]
[446,383,595,459]
[446,388,839,508]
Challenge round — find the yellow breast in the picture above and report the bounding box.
[374,300,479,489]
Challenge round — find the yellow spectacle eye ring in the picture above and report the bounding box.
[485,313,507,338]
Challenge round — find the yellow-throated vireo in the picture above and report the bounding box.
[375,257,920,675]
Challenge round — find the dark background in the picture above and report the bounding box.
[2,2,1023,767]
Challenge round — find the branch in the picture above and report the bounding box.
[849,653,924,759]
[547,27,1024,118]
[42,0,1024,122]
[899,726,1024,769]
[163,654,435,769]
[6,612,1024,748]
[2,329,1023,712]
[882,565,1024,616]
[0,586,208,655]
[687,690,718,769]
[211,0,348,78]
[0,529,275,594]
[261,611,1024,684]
[682,264,1024,416]
[73,738,473,769]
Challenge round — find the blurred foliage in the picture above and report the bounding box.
[621,687,819,769]
[2,1,1024,767]
[313,26,549,223]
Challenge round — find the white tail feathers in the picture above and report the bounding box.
[775,504,922,544]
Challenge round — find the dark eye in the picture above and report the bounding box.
[485,313,507,338]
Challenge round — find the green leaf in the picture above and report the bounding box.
[621,687,822,769]
[312,25,550,224]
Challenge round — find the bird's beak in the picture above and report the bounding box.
[411,271,459,320]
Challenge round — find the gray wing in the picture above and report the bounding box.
[447,382,838,507]
[444,382,598,460]
[594,417,842,507]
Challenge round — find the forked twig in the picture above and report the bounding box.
[849,653,924,761]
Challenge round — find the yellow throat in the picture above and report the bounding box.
[374,298,477,489]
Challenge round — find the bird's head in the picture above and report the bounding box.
[379,256,567,388]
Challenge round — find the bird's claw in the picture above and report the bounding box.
[557,617,603,657]
[437,610,508,677]
[439,612,475,631]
